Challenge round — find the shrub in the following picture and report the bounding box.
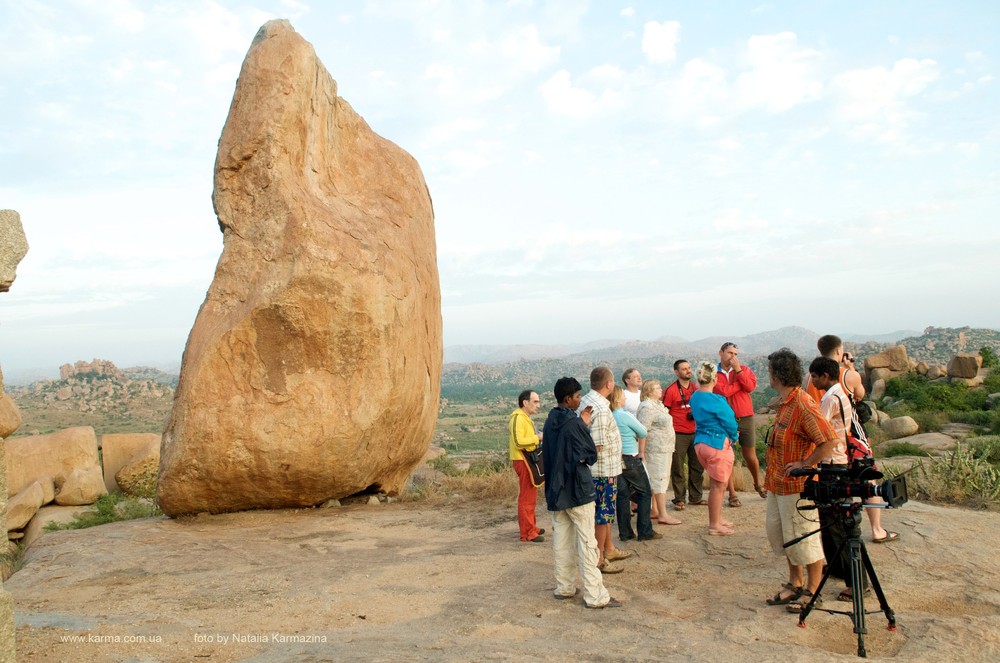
[408,452,518,503]
[0,544,26,581]
[907,443,1000,510]
[44,493,162,531]
[884,374,985,411]
[982,346,1000,369]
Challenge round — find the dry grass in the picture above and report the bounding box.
[403,453,519,505]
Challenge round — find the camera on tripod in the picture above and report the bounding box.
[793,457,908,508]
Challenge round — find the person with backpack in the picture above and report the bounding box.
[509,389,545,543]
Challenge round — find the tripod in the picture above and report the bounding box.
[784,500,897,658]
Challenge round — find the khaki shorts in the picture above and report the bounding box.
[765,492,825,567]
[737,415,756,448]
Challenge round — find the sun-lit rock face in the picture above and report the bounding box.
[157,20,442,517]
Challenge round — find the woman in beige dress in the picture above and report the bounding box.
[637,379,681,525]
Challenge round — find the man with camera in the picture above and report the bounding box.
[542,377,622,608]
[663,359,705,510]
[714,342,765,504]
[809,357,867,603]
[509,389,545,543]
[763,349,838,611]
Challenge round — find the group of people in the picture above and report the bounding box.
[507,336,899,610]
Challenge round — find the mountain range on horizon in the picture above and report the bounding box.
[443,326,929,364]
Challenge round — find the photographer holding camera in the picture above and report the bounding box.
[763,349,838,610]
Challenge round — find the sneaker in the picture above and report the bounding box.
[598,560,624,574]
[528,535,545,543]
[605,549,632,562]
[553,589,579,600]
[537,528,546,536]
[638,531,663,541]
[586,597,623,609]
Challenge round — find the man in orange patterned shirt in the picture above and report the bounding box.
[763,348,838,612]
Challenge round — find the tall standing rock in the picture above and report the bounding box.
[157,20,442,517]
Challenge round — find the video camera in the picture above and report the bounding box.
[790,457,908,508]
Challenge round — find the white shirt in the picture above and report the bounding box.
[623,389,641,416]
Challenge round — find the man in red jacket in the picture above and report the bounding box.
[663,359,704,510]
[714,342,765,505]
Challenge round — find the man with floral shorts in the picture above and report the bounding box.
[579,366,629,574]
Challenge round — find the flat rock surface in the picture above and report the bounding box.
[8,495,1000,661]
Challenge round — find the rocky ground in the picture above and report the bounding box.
[8,492,1000,662]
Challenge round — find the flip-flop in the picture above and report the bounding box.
[873,531,899,544]
[657,519,682,525]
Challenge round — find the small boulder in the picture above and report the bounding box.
[868,367,893,385]
[101,433,160,494]
[0,393,21,438]
[880,416,920,440]
[6,427,101,497]
[54,467,107,506]
[926,364,947,380]
[7,482,44,531]
[916,361,929,376]
[870,379,887,401]
[947,353,981,379]
[116,457,158,500]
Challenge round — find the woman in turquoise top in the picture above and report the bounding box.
[611,386,648,456]
[690,361,738,536]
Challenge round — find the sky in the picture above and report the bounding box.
[1,0,998,379]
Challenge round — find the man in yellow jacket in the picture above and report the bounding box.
[510,390,545,543]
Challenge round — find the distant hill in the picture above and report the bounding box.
[441,326,1000,404]
[7,359,175,437]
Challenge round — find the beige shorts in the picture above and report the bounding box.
[765,492,825,567]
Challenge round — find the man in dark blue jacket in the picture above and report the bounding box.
[542,377,622,609]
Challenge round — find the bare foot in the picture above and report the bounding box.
[708,526,735,536]
[657,517,682,525]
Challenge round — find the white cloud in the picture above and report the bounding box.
[621,8,635,17]
[833,58,939,143]
[500,24,560,72]
[280,0,310,20]
[642,20,680,64]
[540,70,596,117]
[735,32,823,112]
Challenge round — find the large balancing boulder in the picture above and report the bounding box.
[157,20,442,517]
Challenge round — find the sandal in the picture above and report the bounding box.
[786,589,822,613]
[754,484,767,498]
[689,499,708,506]
[728,496,742,508]
[837,587,871,602]
[766,583,803,606]
[673,501,686,511]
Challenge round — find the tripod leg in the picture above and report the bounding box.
[849,537,867,657]
[861,543,897,631]
[798,539,844,627]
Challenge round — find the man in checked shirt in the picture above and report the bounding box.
[579,366,631,574]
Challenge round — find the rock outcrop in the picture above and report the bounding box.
[947,353,982,379]
[158,20,442,516]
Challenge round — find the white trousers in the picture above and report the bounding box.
[551,502,610,607]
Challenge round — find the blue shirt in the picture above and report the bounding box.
[612,408,647,456]
[690,390,738,450]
